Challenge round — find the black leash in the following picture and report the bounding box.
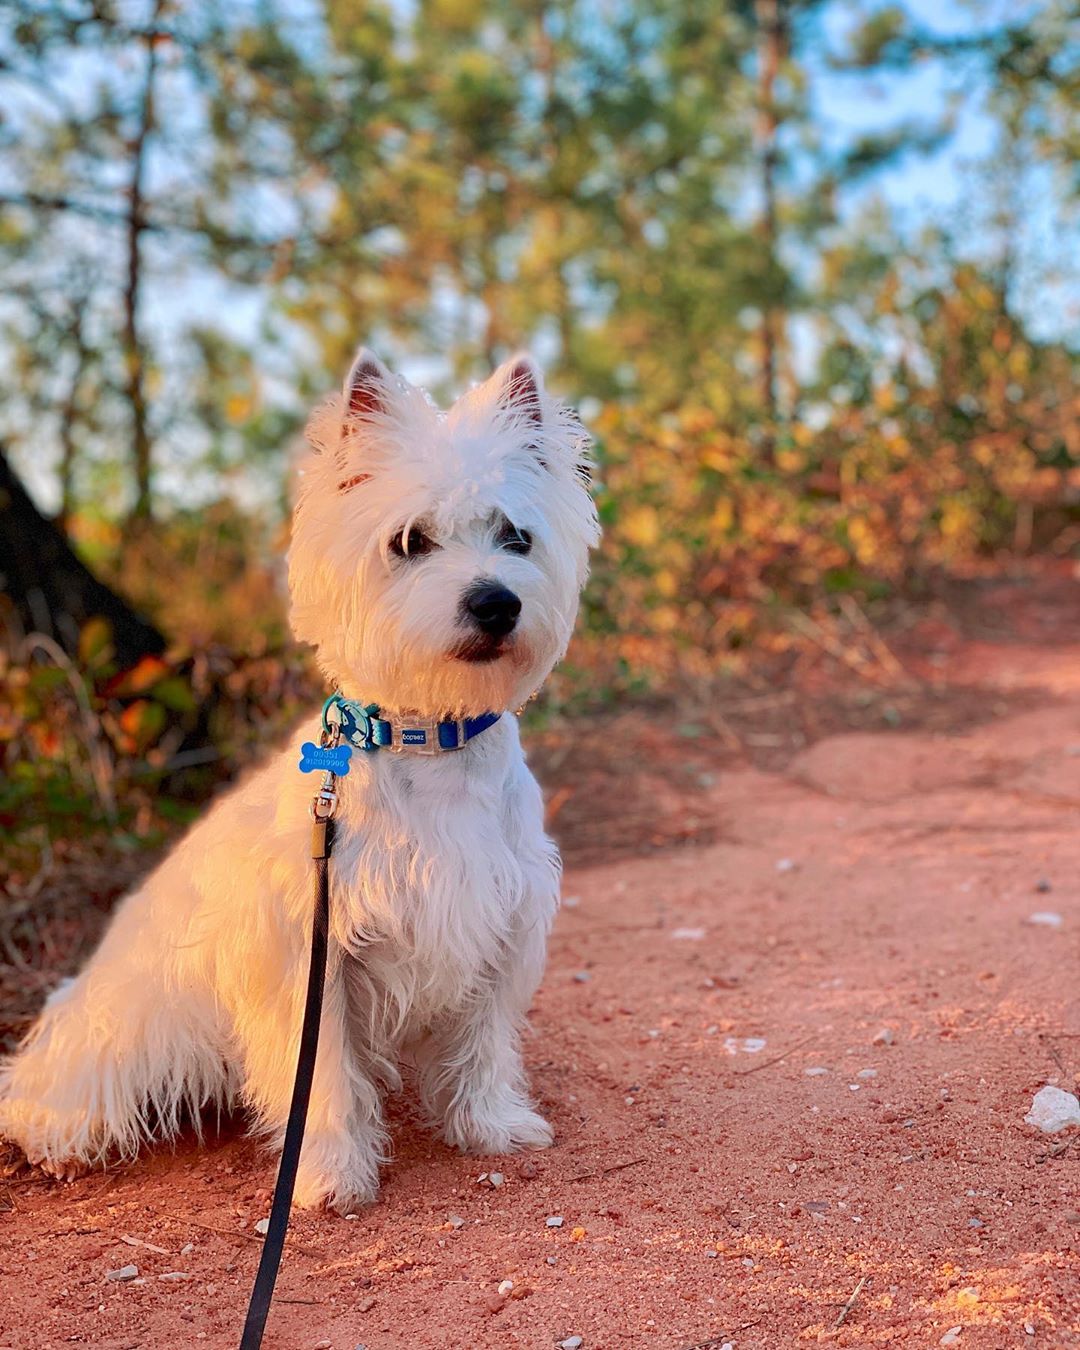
[238,812,334,1350]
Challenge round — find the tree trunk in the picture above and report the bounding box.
[57,308,90,533]
[124,12,163,524]
[755,0,786,450]
[0,446,165,666]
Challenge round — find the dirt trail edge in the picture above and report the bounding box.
[3,640,1080,1347]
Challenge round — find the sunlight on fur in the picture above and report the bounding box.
[0,350,599,1211]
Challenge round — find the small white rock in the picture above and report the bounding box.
[559,1338,584,1350]
[489,1172,504,1188]
[180,1242,195,1256]
[158,1271,191,1282]
[857,1068,878,1080]
[776,858,796,872]
[804,1066,829,1077]
[1028,911,1063,928]
[497,1279,514,1296]
[872,1028,895,1046]
[448,1214,465,1229]
[254,1218,270,1236]
[1025,1085,1080,1133]
[572,971,591,983]
[671,927,705,941]
[940,1329,962,1346]
[723,1036,767,1055]
[106,1264,139,1283]
[546,1215,565,1228]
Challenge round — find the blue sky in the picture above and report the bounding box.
[807,0,1077,343]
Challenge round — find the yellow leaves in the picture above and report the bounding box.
[580,361,1069,691]
[651,604,681,633]
[939,498,975,543]
[702,442,736,473]
[225,393,252,424]
[621,505,660,548]
[711,498,734,534]
[846,514,878,565]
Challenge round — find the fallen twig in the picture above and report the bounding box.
[182,1218,323,1258]
[834,1274,870,1329]
[568,1156,646,1183]
[788,612,882,683]
[683,1321,761,1350]
[838,596,908,681]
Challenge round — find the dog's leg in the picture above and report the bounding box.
[0,887,230,1173]
[417,932,553,1155]
[238,955,387,1212]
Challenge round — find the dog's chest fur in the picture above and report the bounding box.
[327,719,558,1024]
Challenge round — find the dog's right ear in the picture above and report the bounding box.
[336,347,392,491]
[343,347,392,420]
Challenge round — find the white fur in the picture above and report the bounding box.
[0,352,598,1210]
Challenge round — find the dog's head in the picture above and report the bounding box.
[289,350,598,717]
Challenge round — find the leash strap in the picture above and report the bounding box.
[238,817,333,1350]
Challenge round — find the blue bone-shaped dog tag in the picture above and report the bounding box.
[298,742,353,775]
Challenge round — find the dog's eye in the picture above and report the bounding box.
[497,521,533,555]
[389,526,435,559]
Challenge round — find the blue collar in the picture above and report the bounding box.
[322,694,501,756]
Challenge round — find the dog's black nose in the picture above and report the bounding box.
[464,582,521,638]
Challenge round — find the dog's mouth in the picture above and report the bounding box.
[449,633,513,664]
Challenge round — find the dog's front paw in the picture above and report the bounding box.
[0,1099,101,1178]
[38,1155,92,1183]
[293,1130,384,1213]
[0,1135,92,1184]
[442,1096,554,1155]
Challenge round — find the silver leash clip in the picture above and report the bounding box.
[309,722,342,821]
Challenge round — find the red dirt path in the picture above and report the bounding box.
[2,568,1080,1349]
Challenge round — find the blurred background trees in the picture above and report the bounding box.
[0,0,1077,679]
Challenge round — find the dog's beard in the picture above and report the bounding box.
[449,632,514,664]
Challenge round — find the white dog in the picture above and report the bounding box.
[0,350,598,1211]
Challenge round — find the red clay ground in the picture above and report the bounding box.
[2,565,1080,1349]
